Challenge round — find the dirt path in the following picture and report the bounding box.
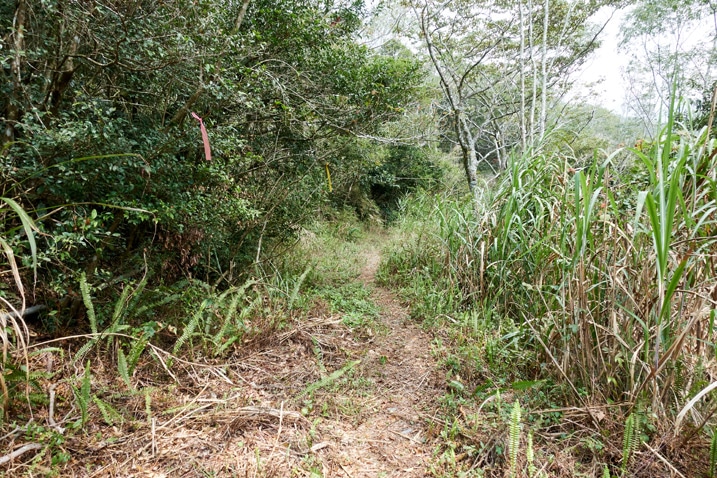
[56,241,444,477]
[320,245,444,477]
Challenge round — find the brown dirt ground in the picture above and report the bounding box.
[4,246,445,477]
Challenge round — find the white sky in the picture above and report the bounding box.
[572,7,630,113]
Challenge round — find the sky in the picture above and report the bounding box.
[364,2,715,118]
[572,8,631,113]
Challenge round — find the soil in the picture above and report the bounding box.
[33,243,445,477]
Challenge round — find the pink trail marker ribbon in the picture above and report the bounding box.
[191,112,212,161]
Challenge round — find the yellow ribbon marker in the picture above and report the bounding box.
[325,162,333,192]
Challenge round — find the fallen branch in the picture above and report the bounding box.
[0,443,43,466]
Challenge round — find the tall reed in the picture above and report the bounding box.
[387,106,717,440]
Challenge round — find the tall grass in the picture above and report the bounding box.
[384,109,717,445]
[0,197,39,413]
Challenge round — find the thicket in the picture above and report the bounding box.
[0,0,436,320]
[381,102,717,475]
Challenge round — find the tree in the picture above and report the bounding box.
[411,0,608,198]
[619,0,717,132]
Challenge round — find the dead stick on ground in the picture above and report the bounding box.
[151,417,157,457]
[270,401,284,459]
[389,429,423,445]
[643,443,686,478]
[0,443,43,465]
[339,463,354,478]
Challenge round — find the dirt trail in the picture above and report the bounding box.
[320,245,444,477]
[56,242,444,477]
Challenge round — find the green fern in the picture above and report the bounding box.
[133,292,181,317]
[92,395,123,426]
[79,273,97,334]
[289,267,311,310]
[527,429,536,477]
[109,284,134,331]
[214,335,240,357]
[212,281,257,351]
[603,464,611,478]
[125,274,149,316]
[73,360,92,426]
[298,360,360,398]
[710,431,717,477]
[621,412,640,474]
[117,348,131,389]
[173,299,209,354]
[73,337,99,364]
[509,399,522,478]
[127,336,148,373]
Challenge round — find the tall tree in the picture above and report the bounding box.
[620,0,717,131]
[0,0,422,283]
[412,0,607,198]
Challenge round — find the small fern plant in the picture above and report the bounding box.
[526,429,536,477]
[71,360,92,426]
[621,411,641,475]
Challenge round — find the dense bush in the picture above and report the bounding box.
[382,109,717,471]
[1,0,424,313]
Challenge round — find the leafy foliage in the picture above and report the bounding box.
[1,0,424,315]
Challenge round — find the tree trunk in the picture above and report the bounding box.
[528,0,537,147]
[454,110,479,195]
[518,0,527,151]
[4,0,27,150]
[235,0,251,32]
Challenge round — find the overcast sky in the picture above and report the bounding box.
[573,8,630,113]
[575,5,717,115]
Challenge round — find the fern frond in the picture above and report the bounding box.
[622,412,636,474]
[127,336,148,373]
[289,267,311,310]
[527,429,536,477]
[92,395,123,426]
[110,284,134,330]
[298,360,360,398]
[173,300,208,354]
[117,348,131,389]
[73,337,98,364]
[215,335,240,356]
[79,273,97,334]
[133,293,181,317]
[212,289,245,349]
[125,274,149,316]
[76,360,92,425]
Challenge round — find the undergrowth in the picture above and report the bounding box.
[0,208,383,475]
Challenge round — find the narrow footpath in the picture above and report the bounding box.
[316,245,444,477]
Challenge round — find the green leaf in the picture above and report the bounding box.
[0,197,38,281]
